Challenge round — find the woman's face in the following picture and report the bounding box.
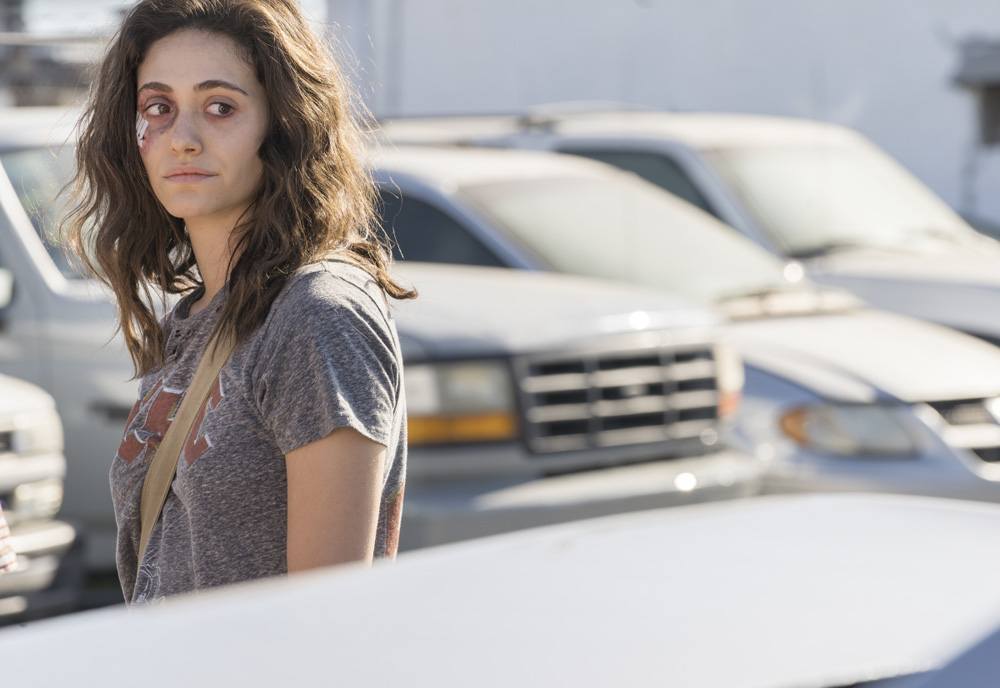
[136,29,268,229]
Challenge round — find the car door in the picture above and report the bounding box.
[377,188,507,267]
[373,178,543,271]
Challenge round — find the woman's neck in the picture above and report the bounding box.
[186,218,242,316]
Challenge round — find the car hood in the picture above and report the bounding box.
[392,263,722,359]
[3,494,1000,688]
[807,244,1000,338]
[0,373,56,416]
[808,241,1000,286]
[732,308,1000,403]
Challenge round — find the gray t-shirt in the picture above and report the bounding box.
[111,261,407,605]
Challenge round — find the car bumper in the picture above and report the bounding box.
[400,447,761,550]
[0,519,80,624]
[763,445,1000,503]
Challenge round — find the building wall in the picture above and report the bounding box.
[331,0,1000,224]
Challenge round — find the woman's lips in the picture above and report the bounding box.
[165,168,216,183]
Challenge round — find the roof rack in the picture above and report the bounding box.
[517,101,660,131]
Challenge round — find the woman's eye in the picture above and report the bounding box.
[208,103,233,116]
[144,103,170,117]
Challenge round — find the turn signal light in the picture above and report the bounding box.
[408,412,519,445]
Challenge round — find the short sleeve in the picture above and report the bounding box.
[253,269,400,455]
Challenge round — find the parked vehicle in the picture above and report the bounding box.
[914,614,1000,687]
[0,107,758,570]
[0,370,79,625]
[368,144,1000,502]
[390,263,756,549]
[382,109,1000,348]
[6,493,1000,687]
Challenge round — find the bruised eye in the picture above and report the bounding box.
[208,102,233,116]
[143,102,170,117]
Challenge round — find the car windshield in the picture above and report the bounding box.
[709,143,979,257]
[0,145,85,279]
[459,172,794,304]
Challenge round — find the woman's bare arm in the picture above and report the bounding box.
[285,426,386,572]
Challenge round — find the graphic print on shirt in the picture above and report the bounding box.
[117,379,182,465]
[182,377,224,466]
[116,376,226,467]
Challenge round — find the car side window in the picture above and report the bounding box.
[559,148,718,217]
[377,190,507,267]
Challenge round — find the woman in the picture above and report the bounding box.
[65,0,413,605]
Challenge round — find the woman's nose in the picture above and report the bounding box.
[169,110,203,156]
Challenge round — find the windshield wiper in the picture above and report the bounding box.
[786,240,874,260]
[715,284,805,303]
[903,226,970,245]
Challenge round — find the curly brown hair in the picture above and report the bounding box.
[64,0,414,377]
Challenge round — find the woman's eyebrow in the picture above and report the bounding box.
[137,81,171,95]
[195,79,249,96]
[136,80,249,97]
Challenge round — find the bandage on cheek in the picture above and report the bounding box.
[135,112,149,148]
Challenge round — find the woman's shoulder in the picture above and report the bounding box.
[249,260,402,382]
[266,260,392,331]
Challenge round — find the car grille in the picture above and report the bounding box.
[973,447,1000,463]
[926,398,1000,464]
[926,399,995,426]
[514,343,718,454]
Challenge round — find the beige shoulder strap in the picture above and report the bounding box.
[138,334,236,567]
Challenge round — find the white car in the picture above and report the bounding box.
[368,144,1000,503]
[3,493,999,687]
[0,107,759,571]
[0,370,78,624]
[382,109,1000,348]
[916,616,1000,687]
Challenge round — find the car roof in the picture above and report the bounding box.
[371,142,618,188]
[5,493,1000,688]
[381,110,868,151]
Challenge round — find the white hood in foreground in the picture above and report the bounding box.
[3,494,1000,687]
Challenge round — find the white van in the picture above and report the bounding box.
[382,109,1000,347]
[0,108,758,570]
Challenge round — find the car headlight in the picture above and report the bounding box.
[714,343,744,419]
[8,478,64,523]
[406,361,519,445]
[10,410,63,456]
[779,403,918,456]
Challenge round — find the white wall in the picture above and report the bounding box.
[330,0,1000,223]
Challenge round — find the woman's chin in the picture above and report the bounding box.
[162,205,227,227]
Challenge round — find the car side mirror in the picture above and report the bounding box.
[0,268,12,310]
